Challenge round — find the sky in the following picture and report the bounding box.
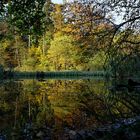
[52,0,63,4]
[51,0,123,24]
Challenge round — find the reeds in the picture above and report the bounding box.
[11,71,107,79]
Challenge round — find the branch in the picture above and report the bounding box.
[123,40,140,45]
[116,16,140,30]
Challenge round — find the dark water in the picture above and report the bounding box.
[0,78,140,140]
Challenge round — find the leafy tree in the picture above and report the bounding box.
[22,46,42,71]
[0,21,8,40]
[47,35,77,70]
[63,1,111,70]
[52,4,64,32]
[0,35,27,70]
[0,0,7,15]
[8,0,51,46]
[64,0,140,76]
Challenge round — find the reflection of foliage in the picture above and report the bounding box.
[108,86,140,117]
[0,79,140,139]
[0,81,20,111]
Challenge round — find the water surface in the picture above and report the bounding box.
[0,78,140,139]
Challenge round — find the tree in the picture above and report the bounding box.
[41,0,54,55]
[0,35,26,70]
[22,46,42,71]
[52,4,64,32]
[8,0,49,46]
[64,0,140,76]
[0,0,7,15]
[63,1,111,70]
[97,0,140,76]
[47,35,77,70]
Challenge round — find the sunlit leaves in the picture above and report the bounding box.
[47,35,77,70]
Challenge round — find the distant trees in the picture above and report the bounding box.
[101,0,140,76]
[8,0,53,47]
[0,0,140,77]
[48,35,77,70]
[67,0,140,76]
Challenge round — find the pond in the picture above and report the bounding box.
[0,78,140,140]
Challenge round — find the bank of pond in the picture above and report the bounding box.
[0,70,107,79]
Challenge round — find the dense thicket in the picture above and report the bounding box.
[0,0,140,77]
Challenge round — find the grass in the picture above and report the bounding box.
[4,70,108,79]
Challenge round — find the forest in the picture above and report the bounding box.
[0,1,140,140]
[0,0,139,78]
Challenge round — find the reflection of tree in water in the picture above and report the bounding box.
[68,79,112,127]
[0,81,21,123]
[36,81,55,127]
[108,86,140,118]
[45,79,109,129]
[17,80,55,127]
[0,80,22,139]
[1,79,140,139]
[65,79,140,128]
[0,80,55,139]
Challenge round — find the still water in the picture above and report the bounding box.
[0,78,140,139]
